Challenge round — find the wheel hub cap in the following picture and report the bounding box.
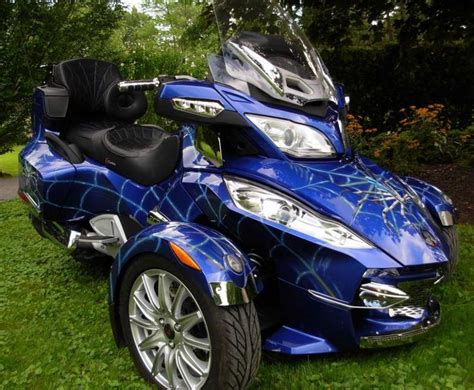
[164,323,175,340]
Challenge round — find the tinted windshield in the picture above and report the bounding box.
[210,0,337,106]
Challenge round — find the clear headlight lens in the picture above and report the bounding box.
[224,176,371,249]
[246,114,336,158]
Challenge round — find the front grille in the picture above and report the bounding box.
[397,278,436,307]
[389,306,425,319]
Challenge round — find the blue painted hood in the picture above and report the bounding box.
[224,155,450,267]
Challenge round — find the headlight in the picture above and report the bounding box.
[224,176,371,249]
[246,114,336,158]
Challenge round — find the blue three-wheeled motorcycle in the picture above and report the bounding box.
[18,0,458,388]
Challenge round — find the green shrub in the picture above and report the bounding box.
[347,104,473,174]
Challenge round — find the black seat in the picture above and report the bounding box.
[52,58,180,186]
[67,121,180,186]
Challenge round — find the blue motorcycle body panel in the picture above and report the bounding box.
[20,79,456,354]
[110,222,261,301]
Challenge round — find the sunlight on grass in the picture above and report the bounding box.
[0,199,472,388]
[0,146,22,176]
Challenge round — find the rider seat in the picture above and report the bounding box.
[52,59,180,186]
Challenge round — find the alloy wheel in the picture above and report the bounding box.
[128,269,211,389]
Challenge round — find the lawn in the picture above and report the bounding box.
[1,199,473,389]
[0,146,22,177]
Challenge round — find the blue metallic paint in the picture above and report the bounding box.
[20,79,456,355]
[110,222,260,300]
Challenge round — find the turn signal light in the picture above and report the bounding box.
[169,242,201,271]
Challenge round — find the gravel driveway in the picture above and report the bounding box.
[0,177,18,201]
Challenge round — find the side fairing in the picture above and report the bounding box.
[181,171,402,349]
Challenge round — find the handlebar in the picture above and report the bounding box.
[117,75,197,93]
[117,78,161,93]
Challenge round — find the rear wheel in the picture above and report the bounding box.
[118,254,261,389]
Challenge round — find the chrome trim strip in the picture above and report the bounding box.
[439,210,454,226]
[23,191,41,212]
[360,313,441,348]
[359,282,409,300]
[147,207,170,225]
[308,289,409,310]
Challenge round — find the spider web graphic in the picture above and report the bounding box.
[298,158,429,236]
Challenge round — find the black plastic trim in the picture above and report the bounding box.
[44,132,84,164]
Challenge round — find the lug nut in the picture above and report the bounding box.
[169,342,175,349]
[159,318,165,326]
[174,323,182,332]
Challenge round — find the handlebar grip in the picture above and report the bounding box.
[117,78,160,93]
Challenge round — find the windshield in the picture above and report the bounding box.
[210,0,337,107]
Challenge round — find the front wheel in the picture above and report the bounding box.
[118,254,261,389]
[441,226,459,276]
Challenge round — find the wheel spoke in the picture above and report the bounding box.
[164,346,176,387]
[141,273,159,311]
[176,350,195,389]
[179,345,207,376]
[157,273,171,314]
[133,292,157,323]
[182,333,211,352]
[151,344,166,376]
[170,283,187,317]
[177,311,202,331]
[138,330,166,351]
[129,315,156,331]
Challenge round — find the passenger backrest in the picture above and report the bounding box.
[52,58,147,122]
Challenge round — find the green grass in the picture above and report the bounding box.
[0,146,22,176]
[1,199,473,389]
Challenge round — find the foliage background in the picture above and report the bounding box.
[0,0,472,172]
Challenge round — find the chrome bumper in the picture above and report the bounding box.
[360,310,440,349]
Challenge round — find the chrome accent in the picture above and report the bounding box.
[23,191,41,212]
[389,306,425,319]
[359,282,410,308]
[89,214,127,257]
[147,207,170,225]
[117,78,160,92]
[210,276,259,306]
[439,210,454,226]
[360,312,441,348]
[308,288,408,310]
[128,269,211,388]
[67,230,82,249]
[171,98,224,118]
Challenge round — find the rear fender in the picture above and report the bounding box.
[109,222,261,346]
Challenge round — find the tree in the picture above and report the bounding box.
[0,0,124,154]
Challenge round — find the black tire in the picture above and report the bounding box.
[441,226,459,276]
[118,254,261,389]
